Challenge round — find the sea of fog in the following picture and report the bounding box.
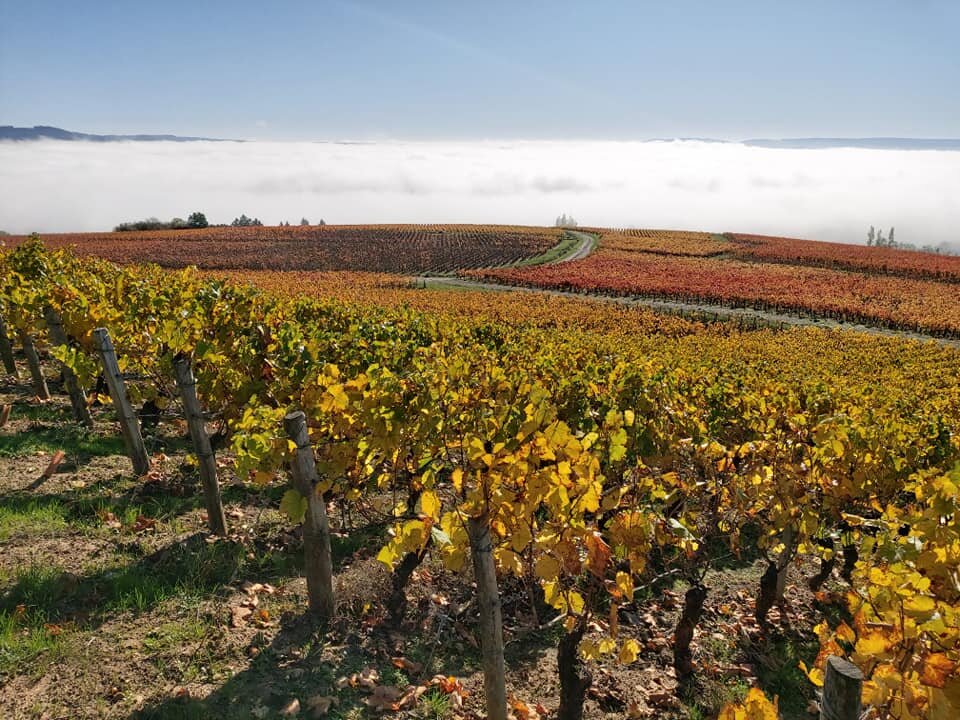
[1,139,958,248]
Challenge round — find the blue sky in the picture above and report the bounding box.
[1,0,958,140]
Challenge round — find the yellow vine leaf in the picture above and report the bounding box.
[579,638,601,660]
[279,489,307,524]
[618,639,640,664]
[718,688,779,720]
[420,490,441,520]
[855,632,890,657]
[615,571,634,602]
[534,555,561,582]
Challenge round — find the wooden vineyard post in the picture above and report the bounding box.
[43,307,93,427]
[18,329,50,400]
[173,354,228,537]
[284,410,336,621]
[467,515,508,720]
[0,312,18,378]
[93,328,150,476]
[820,656,863,720]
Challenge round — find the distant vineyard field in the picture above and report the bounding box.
[729,232,960,281]
[579,228,735,256]
[4,224,562,273]
[469,229,960,336]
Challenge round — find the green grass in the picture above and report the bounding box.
[753,635,818,718]
[0,488,200,541]
[0,607,67,676]
[680,676,751,719]
[5,403,69,423]
[419,688,451,720]
[0,566,71,676]
[0,422,126,458]
[506,230,595,268]
[2,540,242,622]
[0,497,69,539]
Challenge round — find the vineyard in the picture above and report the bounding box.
[578,229,735,257]
[3,225,563,274]
[1,237,959,720]
[729,233,960,283]
[470,231,960,337]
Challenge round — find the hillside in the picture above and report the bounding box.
[0,125,229,142]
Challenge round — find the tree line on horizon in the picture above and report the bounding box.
[867,225,955,255]
[113,213,326,231]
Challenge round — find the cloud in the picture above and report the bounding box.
[0,139,958,249]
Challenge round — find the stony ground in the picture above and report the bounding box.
[0,371,827,720]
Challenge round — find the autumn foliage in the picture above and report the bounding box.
[3,236,960,719]
[4,224,562,273]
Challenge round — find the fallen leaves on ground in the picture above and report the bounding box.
[280,698,301,716]
[131,515,157,533]
[509,696,548,720]
[333,670,467,714]
[305,695,338,717]
[230,605,253,628]
[97,509,121,530]
[229,581,280,628]
[391,656,424,675]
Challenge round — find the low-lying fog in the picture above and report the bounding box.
[1,139,958,248]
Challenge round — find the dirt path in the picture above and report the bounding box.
[558,230,596,262]
[415,275,960,348]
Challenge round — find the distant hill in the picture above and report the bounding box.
[0,125,232,142]
[3,126,959,150]
[742,137,960,151]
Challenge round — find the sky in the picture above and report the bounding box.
[1,0,959,140]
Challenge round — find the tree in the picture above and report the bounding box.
[187,212,208,229]
[889,227,895,247]
[318,219,326,226]
[300,218,310,226]
[232,214,261,227]
[867,226,875,246]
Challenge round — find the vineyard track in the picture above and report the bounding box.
[556,231,596,262]
[416,275,960,349]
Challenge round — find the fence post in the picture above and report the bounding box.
[18,329,50,400]
[93,328,150,476]
[0,312,18,378]
[284,410,336,621]
[173,354,228,536]
[820,656,863,720]
[467,515,508,720]
[43,307,93,427]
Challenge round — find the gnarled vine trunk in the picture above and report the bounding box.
[808,538,836,592]
[756,527,795,625]
[558,618,592,720]
[841,543,858,583]
[674,583,707,678]
[388,546,430,625]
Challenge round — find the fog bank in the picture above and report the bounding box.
[1,139,958,248]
